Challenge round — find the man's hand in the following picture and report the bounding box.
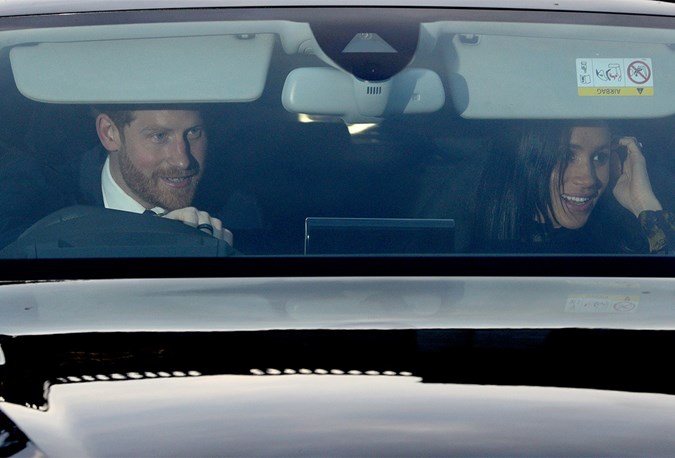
[162,207,233,245]
[612,137,663,218]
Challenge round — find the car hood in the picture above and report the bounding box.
[2,276,675,456]
[3,371,675,457]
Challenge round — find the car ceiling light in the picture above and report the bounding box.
[347,123,377,135]
[297,113,313,123]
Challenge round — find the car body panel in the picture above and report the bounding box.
[0,276,673,335]
[3,374,675,457]
[1,0,675,18]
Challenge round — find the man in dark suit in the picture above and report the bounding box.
[0,107,232,249]
[92,108,230,242]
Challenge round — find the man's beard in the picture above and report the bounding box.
[118,148,201,211]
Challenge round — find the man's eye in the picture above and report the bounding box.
[187,127,203,139]
[150,132,168,143]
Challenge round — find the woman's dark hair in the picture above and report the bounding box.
[473,120,608,243]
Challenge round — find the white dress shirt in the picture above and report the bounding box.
[101,157,166,215]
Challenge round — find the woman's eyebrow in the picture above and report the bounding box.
[594,141,612,151]
[568,141,611,151]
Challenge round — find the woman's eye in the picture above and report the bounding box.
[593,152,609,165]
[566,151,579,164]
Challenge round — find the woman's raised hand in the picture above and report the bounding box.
[612,137,662,217]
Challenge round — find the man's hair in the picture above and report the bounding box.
[91,106,136,127]
[91,104,209,134]
[104,110,135,129]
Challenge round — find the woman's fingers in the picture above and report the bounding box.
[612,137,662,217]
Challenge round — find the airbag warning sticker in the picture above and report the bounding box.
[565,295,639,313]
[577,58,653,96]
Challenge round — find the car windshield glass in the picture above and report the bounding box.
[0,7,673,258]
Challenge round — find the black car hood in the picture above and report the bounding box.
[4,369,675,457]
[2,276,675,456]
[2,327,675,456]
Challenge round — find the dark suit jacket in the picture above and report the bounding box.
[76,145,107,207]
[0,144,107,249]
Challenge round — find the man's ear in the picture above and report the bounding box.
[96,114,122,152]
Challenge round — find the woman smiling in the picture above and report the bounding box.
[473,121,673,253]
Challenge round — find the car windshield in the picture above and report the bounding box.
[0,6,673,259]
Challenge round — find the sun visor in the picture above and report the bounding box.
[10,34,274,104]
[282,67,444,123]
[448,34,675,119]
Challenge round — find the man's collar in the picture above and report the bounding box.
[101,157,166,214]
